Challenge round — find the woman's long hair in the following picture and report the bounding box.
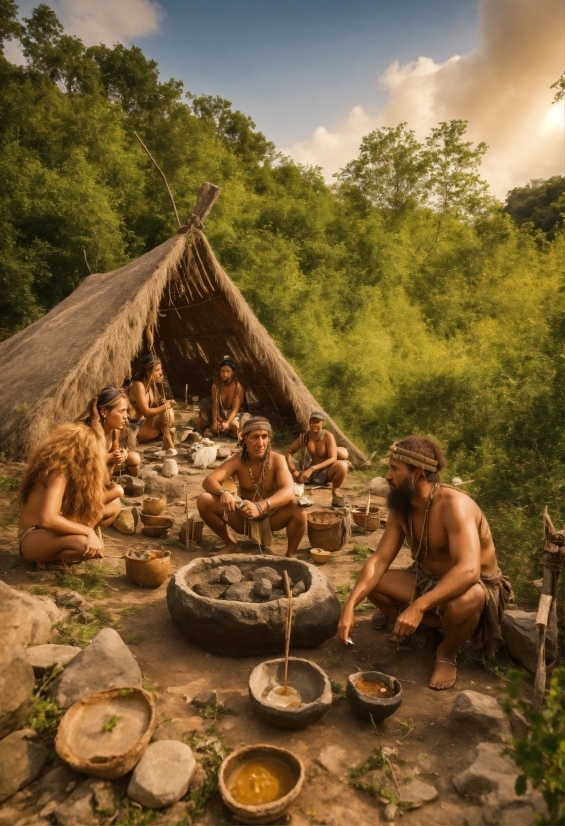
[19,423,107,525]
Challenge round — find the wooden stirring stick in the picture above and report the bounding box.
[282,571,293,694]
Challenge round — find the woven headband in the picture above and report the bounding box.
[388,443,438,473]
[141,354,160,367]
[97,387,122,407]
[220,357,236,369]
[241,417,272,436]
[309,410,326,421]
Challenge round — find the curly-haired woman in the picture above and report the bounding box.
[17,421,123,568]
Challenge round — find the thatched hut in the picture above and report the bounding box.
[0,184,366,464]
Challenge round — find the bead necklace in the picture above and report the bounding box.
[407,483,439,564]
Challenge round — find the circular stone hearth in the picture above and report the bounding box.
[167,554,341,657]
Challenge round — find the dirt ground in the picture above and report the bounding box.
[0,430,516,826]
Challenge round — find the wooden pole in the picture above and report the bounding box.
[185,489,190,551]
[282,571,293,694]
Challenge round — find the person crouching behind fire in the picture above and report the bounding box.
[17,421,123,568]
[78,387,141,477]
[197,416,307,557]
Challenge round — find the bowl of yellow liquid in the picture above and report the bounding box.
[218,744,304,824]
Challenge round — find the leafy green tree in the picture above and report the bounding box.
[0,0,23,53]
[505,176,565,239]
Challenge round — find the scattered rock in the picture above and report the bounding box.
[38,764,78,793]
[383,803,398,822]
[52,780,95,825]
[0,729,48,803]
[192,583,227,600]
[253,566,282,587]
[501,610,556,673]
[113,508,136,535]
[90,778,115,812]
[48,627,142,708]
[192,690,218,708]
[24,644,80,677]
[139,469,158,481]
[267,588,284,601]
[367,476,390,497]
[457,805,485,824]
[56,591,84,609]
[216,447,231,459]
[292,580,306,597]
[220,565,242,585]
[449,690,510,742]
[190,762,207,792]
[224,582,257,603]
[316,745,348,776]
[0,651,35,738]
[123,477,145,497]
[151,718,194,743]
[75,610,97,625]
[162,459,179,478]
[127,740,197,808]
[14,592,61,645]
[254,578,273,598]
[0,582,32,662]
[398,779,438,805]
[164,448,178,456]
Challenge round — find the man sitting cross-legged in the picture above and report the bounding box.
[338,436,513,690]
[197,416,307,557]
[285,411,349,507]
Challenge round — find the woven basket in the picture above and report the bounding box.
[125,550,170,587]
[352,506,381,531]
[307,510,344,552]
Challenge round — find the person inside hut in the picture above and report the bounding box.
[195,357,245,437]
[128,354,176,450]
[285,411,348,507]
[78,387,141,476]
[17,422,122,568]
[337,436,513,690]
[197,416,307,557]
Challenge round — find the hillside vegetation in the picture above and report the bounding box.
[1,3,564,603]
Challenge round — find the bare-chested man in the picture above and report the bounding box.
[338,436,513,690]
[286,411,348,507]
[197,416,307,557]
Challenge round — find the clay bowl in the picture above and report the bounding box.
[141,496,167,516]
[346,670,402,723]
[55,687,156,779]
[141,525,170,538]
[310,548,331,565]
[249,657,332,730]
[125,550,171,587]
[219,744,305,824]
[139,512,175,528]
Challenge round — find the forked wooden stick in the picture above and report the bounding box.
[283,571,293,693]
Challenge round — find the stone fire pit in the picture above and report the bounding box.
[167,554,341,656]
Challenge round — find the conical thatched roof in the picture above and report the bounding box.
[0,184,366,465]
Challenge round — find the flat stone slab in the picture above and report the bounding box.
[502,610,556,672]
[0,581,32,664]
[24,644,81,676]
[398,779,438,805]
[167,554,341,656]
[316,745,348,776]
[449,690,510,741]
[0,652,35,739]
[127,740,196,808]
[0,729,48,803]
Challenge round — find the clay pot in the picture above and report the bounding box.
[55,687,156,779]
[218,744,305,824]
[125,550,171,587]
[141,496,167,516]
[139,513,174,527]
[346,670,403,722]
[248,658,332,729]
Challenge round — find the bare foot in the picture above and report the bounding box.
[429,659,457,690]
[285,552,297,558]
[211,541,242,556]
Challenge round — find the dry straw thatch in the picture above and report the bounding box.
[0,184,366,465]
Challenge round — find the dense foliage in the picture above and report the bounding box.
[1,3,564,603]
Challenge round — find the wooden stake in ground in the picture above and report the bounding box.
[282,571,293,694]
[184,384,188,409]
[185,488,190,551]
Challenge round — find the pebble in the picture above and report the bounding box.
[192,690,218,708]
[56,592,84,608]
[292,580,306,597]
[384,803,398,821]
[220,565,242,585]
[253,578,273,598]
[127,740,197,808]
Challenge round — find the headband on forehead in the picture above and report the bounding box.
[220,357,236,370]
[141,354,160,367]
[241,417,272,436]
[309,410,326,421]
[387,443,438,473]
[97,387,122,407]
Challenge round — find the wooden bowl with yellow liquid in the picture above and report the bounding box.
[218,744,305,824]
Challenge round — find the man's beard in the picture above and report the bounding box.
[387,476,416,523]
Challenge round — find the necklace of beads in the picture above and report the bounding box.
[407,483,439,564]
[246,456,267,502]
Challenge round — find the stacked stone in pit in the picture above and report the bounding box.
[191,564,306,604]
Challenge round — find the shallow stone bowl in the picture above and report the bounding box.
[249,657,332,729]
[346,670,403,722]
[139,513,174,527]
[218,744,305,824]
[141,525,170,538]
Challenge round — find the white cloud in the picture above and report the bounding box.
[286,0,564,198]
[57,0,163,46]
[3,38,26,65]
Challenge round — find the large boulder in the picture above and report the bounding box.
[48,627,142,708]
[0,729,48,803]
[448,690,511,742]
[127,740,196,808]
[0,651,35,739]
[14,591,61,645]
[501,610,556,673]
[24,644,81,677]
[0,581,32,663]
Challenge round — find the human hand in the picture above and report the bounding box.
[240,500,260,519]
[302,467,313,480]
[393,602,424,638]
[166,399,175,409]
[220,491,237,512]
[337,604,355,644]
[85,528,104,559]
[112,449,127,464]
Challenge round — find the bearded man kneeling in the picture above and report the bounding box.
[197,417,307,557]
[338,436,513,690]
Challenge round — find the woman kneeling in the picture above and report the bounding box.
[17,422,122,568]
